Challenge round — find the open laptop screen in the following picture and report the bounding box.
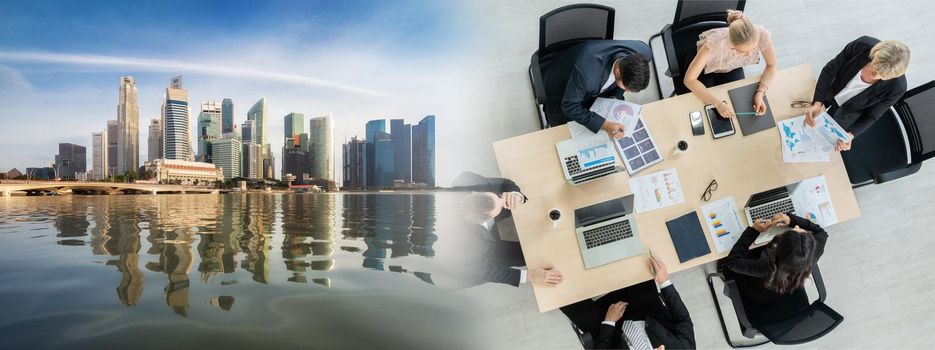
[575,196,631,228]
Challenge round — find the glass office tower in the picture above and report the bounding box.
[116,76,139,175]
[373,131,395,188]
[221,98,234,134]
[197,101,222,162]
[364,119,386,188]
[412,115,435,187]
[210,138,241,180]
[390,119,412,183]
[309,114,334,181]
[163,76,191,161]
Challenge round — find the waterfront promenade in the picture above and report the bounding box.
[0,181,219,196]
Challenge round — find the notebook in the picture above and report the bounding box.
[728,82,776,136]
[665,211,711,263]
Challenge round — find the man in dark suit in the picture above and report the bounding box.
[542,40,653,137]
[806,36,910,151]
[561,257,695,349]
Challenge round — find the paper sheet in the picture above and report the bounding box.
[628,168,685,213]
[568,120,616,170]
[811,112,851,144]
[780,115,833,163]
[791,175,838,227]
[589,97,642,136]
[700,196,745,253]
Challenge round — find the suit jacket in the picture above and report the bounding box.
[813,36,907,138]
[458,222,523,286]
[719,214,828,303]
[542,40,653,132]
[594,285,695,349]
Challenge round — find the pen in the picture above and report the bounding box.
[735,112,758,116]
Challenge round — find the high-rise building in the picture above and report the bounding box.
[309,114,334,181]
[247,98,268,146]
[221,98,234,134]
[373,131,394,187]
[197,101,222,162]
[284,112,304,147]
[242,143,264,179]
[209,138,241,180]
[364,119,386,188]
[163,75,191,161]
[262,155,275,180]
[282,112,308,179]
[411,115,436,187]
[282,147,310,179]
[342,136,367,189]
[241,120,255,145]
[92,131,108,180]
[107,120,118,177]
[55,143,87,180]
[116,76,139,175]
[390,119,412,183]
[148,118,163,161]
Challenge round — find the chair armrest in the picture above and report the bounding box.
[811,263,827,303]
[661,24,679,78]
[875,162,922,183]
[709,272,757,337]
[529,53,547,104]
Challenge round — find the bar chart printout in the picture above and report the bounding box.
[701,196,745,253]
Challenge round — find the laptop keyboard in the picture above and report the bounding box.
[583,220,633,249]
[565,155,613,176]
[749,198,796,221]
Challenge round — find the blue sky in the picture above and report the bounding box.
[0,0,477,184]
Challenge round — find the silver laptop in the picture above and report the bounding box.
[574,195,643,269]
[743,182,801,245]
[556,139,624,185]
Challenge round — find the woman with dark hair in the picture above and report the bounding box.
[719,212,828,303]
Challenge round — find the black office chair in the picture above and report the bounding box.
[530,3,615,130]
[648,0,746,98]
[842,81,935,186]
[707,264,844,347]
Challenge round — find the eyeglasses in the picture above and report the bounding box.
[701,179,718,202]
[790,100,811,109]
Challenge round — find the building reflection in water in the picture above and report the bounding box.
[41,193,445,314]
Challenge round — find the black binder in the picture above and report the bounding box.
[729,82,776,136]
[665,211,711,263]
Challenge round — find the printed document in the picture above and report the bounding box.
[628,168,685,213]
[700,196,745,253]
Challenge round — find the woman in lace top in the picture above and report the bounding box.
[683,10,777,118]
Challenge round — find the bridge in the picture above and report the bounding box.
[0,181,220,196]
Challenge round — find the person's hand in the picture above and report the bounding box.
[500,192,523,210]
[716,101,736,119]
[753,218,771,233]
[649,257,668,284]
[530,264,564,286]
[604,301,627,323]
[804,102,823,127]
[771,213,791,227]
[835,132,854,151]
[753,93,767,116]
[601,120,626,139]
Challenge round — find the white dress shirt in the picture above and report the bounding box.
[834,71,873,106]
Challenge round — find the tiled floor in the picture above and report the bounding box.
[461,1,935,348]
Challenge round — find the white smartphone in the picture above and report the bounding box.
[705,104,736,139]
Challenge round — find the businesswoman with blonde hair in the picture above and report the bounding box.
[805,37,910,151]
[681,10,778,119]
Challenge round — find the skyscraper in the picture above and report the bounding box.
[282,112,308,179]
[55,143,87,180]
[411,115,436,187]
[92,131,107,180]
[197,101,222,162]
[309,114,334,181]
[342,136,367,189]
[241,120,255,145]
[209,138,241,180]
[373,131,394,187]
[116,76,139,175]
[390,119,412,183]
[148,118,163,161]
[163,75,191,161]
[283,112,304,147]
[247,98,268,146]
[106,120,118,177]
[242,143,263,179]
[364,119,386,188]
[221,98,234,135]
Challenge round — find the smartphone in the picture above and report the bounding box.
[705,104,736,139]
[690,111,705,136]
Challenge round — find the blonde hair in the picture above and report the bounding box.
[870,40,910,79]
[459,192,499,224]
[726,10,756,46]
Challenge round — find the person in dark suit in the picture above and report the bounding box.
[561,257,695,349]
[541,40,652,137]
[456,190,562,287]
[805,36,910,151]
[718,213,828,304]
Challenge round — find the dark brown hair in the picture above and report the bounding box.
[764,230,817,294]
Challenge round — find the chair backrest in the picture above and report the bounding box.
[672,0,746,30]
[757,301,844,345]
[539,3,614,54]
[896,80,935,163]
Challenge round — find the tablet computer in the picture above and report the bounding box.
[705,104,736,139]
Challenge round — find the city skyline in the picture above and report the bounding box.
[0,1,477,185]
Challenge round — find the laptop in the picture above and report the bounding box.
[574,195,644,269]
[556,139,624,185]
[743,182,801,245]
